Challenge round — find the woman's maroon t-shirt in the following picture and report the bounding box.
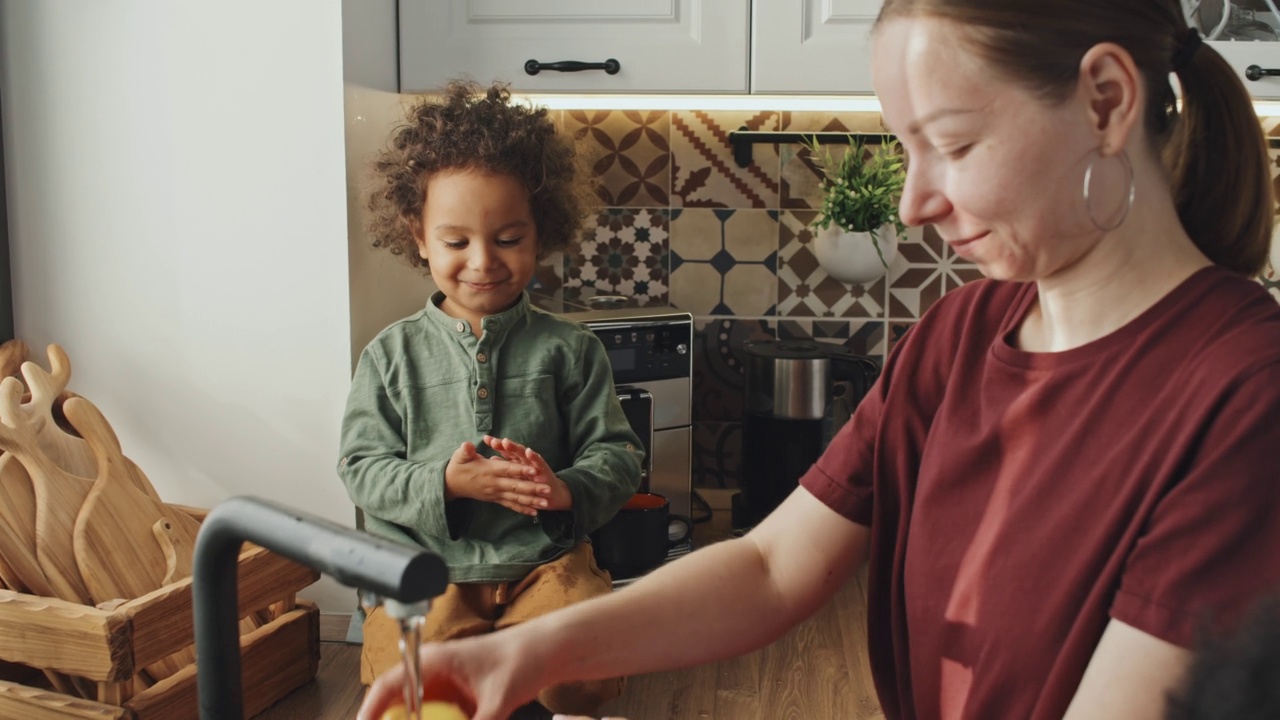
[801,267,1280,720]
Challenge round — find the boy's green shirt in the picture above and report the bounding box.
[339,291,644,583]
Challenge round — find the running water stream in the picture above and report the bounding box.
[399,612,426,717]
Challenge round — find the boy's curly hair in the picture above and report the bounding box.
[367,80,589,272]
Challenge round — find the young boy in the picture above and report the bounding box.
[339,80,643,718]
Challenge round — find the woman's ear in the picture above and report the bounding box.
[1077,42,1143,155]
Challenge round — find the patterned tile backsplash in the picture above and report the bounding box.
[671,110,779,208]
[565,110,671,207]
[567,208,671,305]
[670,208,778,316]
[778,209,888,319]
[554,106,1280,489]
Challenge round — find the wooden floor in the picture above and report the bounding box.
[257,491,884,720]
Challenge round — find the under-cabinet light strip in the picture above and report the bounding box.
[515,94,886,112]
[516,93,1280,117]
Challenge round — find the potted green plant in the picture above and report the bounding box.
[801,135,908,284]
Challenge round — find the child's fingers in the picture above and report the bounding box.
[524,448,557,479]
[487,459,536,479]
[488,435,533,456]
[497,492,550,512]
[524,447,550,469]
[451,441,479,463]
[483,436,529,465]
[492,481,551,508]
[483,435,518,453]
[491,478,549,497]
[498,442,527,465]
[497,498,540,516]
[504,451,533,467]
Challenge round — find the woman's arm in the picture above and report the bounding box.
[535,488,870,679]
[1063,620,1191,720]
[359,487,870,720]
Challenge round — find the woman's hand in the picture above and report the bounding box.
[358,632,546,720]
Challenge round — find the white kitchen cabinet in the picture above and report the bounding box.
[748,0,1280,98]
[1183,2,1280,99]
[1208,42,1280,99]
[751,0,881,94]
[398,0,751,93]
[749,0,1280,99]
[397,1,1280,98]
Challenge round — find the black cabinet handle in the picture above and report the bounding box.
[524,58,621,76]
[1246,64,1280,81]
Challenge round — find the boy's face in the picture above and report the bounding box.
[414,169,539,332]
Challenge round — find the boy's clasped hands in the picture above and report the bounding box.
[444,435,573,516]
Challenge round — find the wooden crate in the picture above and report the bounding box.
[0,516,321,720]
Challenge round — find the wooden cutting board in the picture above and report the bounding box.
[67,395,203,599]
[0,341,36,593]
[0,347,253,680]
[0,378,94,605]
[0,345,167,606]
[0,453,55,597]
[0,526,93,702]
[152,518,194,585]
[0,549,18,592]
[23,345,161,502]
[64,394,204,678]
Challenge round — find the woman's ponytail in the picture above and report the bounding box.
[1165,44,1273,276]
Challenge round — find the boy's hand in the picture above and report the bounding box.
[483,436,573,511]
[444,441,550,517]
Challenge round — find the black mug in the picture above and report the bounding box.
[591,492,692,580]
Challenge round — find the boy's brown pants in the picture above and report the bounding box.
[361,542,623,716]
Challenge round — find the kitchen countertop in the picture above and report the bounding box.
[691,487,739,546]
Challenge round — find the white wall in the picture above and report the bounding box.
[342,0,439,369]
[345,86,439,369]
[342,0,399,95]
[0,0,356,611]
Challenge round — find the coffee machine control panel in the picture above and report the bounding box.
[587,319,692,384]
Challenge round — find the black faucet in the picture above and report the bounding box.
[192,495,448,719]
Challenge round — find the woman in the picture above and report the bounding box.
[359,2,1280,718]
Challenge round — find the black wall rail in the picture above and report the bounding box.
[729,128,896,168]
[730,128,1280,164]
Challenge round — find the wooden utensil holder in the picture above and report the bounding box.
[0,506,321,720]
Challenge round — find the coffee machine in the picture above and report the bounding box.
[732,340,880,529]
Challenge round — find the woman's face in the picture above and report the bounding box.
[872,17,1106,282]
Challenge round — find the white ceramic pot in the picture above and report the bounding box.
[813,223,899,285]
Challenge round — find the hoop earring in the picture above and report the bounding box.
[1082,149,1135,232]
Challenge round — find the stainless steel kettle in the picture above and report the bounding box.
[734,340,879,529]
[742,340,879,444]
